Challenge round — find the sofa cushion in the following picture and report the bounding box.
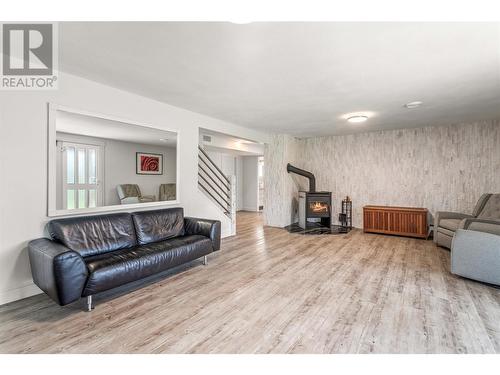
[48,213,137,257]
[82,234,212,295]
[132,207,185,245]
[438,218,462,232]
[477,194,500,219]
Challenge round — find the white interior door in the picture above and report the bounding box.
[59,141,104,209]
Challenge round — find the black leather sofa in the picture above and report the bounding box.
[28,207,221,311]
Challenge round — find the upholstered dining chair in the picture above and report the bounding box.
[159,183,176,201]
[434,193,500,249]
[117,184,155,204]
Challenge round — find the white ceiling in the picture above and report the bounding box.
[60,22,500,137]
[56,110,177,147]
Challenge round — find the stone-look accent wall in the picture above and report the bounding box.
[263,134,300,227]
[264,120,500,228]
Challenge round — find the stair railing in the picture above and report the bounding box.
[197,146,235,223]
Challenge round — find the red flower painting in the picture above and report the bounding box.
[141,156,159,171]
[136,153,163,175]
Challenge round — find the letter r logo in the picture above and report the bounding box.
[2,24,53,75]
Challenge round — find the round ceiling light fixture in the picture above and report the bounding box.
[347,115,369,123]
[404,101,423,109]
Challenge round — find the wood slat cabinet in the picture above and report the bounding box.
[363,205,428,239]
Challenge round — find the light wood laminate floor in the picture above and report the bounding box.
[0,212,499,353]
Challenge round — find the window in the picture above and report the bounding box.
[59,141,103,210]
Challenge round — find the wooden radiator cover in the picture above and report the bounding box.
[363,205,428,239]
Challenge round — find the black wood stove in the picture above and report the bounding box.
[287,164,332,229]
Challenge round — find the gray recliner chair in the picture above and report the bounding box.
[434,193,500,249]
[117,184,155,204]
[159,183,176,201]
[451,228,500,286]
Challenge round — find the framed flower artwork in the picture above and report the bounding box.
[136,152,163,175]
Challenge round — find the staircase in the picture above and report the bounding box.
[198,146,236,227]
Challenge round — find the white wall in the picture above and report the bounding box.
[263,134,300,227]
[200,132,265,155]
[241,156,259,212]
[103,140,176,206]
[236,157,243,211]
[0,71,269,305]
[204,150,240,210]
[203,151,260,212]
[206,151,236,177]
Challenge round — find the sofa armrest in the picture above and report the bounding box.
[433,211,474,243]
[28,238,88,306]
[459,218,500,236]
[121,197,140,204]
[451,229,500,285]
[435,211,474,222]
[184,217,221,251]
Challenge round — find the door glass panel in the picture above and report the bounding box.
[66,147,75,184]
[78,149,86,184]
[88,149,96,184]
[67,190,75,209]
[88,189,96,208]
[78,189,86,208]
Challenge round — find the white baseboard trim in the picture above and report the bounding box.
[0,282,42,306]
[241,207,259,212]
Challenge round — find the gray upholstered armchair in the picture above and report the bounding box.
[434,193,500,249]
[451,228,500,286]
[159,183,176,201]
[117,184,155,204]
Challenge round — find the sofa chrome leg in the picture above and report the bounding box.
[86,295,93,312]
[203,255,208,265]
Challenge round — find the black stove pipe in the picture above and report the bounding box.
[286,163,316,192]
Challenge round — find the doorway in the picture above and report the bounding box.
[258,156,264,211]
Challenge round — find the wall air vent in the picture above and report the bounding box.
[203,135,212,142]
